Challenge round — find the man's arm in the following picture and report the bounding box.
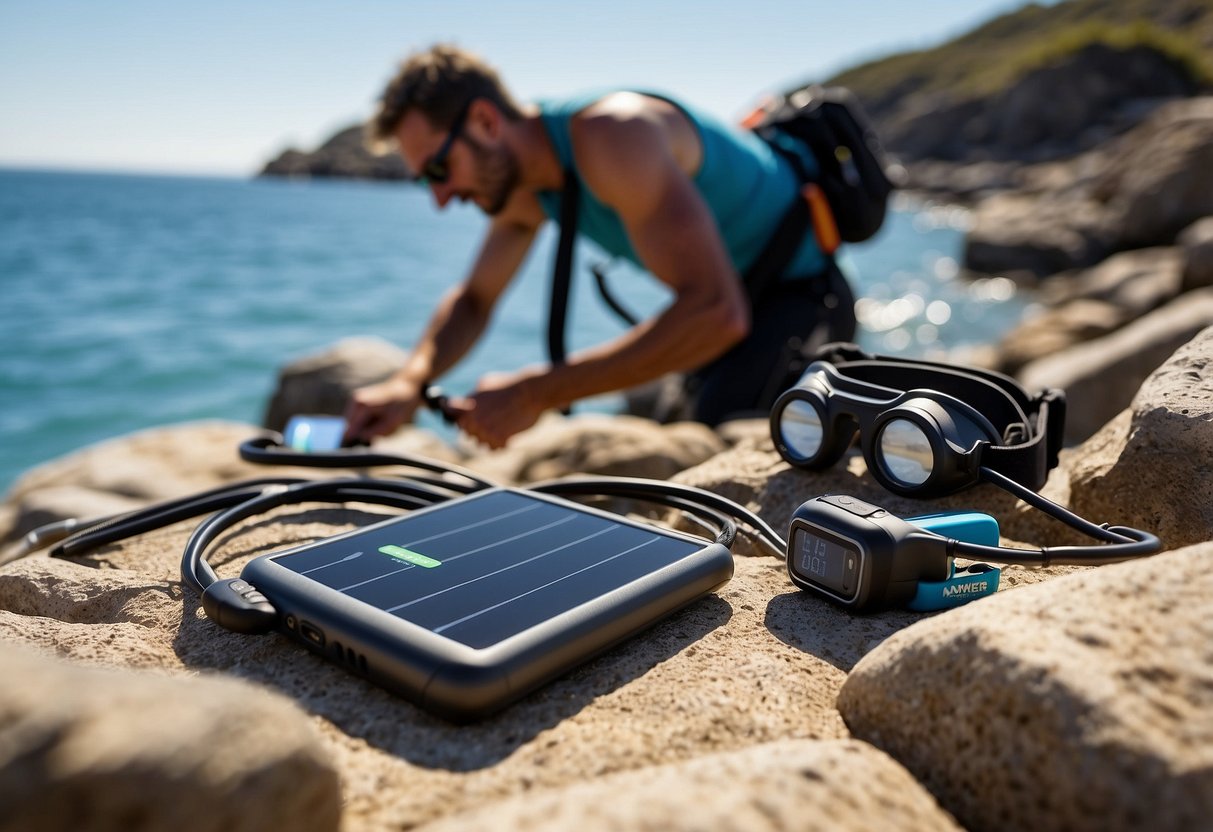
[452,94,751,447]
[343,210,539,443]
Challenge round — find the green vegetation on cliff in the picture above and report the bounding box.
[826,0,1213,109]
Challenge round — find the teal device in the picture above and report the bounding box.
[904,512,1001,611]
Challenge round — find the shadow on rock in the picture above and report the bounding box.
[763,591,927,673]
[170,591,733,771]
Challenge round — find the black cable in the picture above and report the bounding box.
[181,478,451,594]
[52,478,309,558]
[979,467,1134,543]
[529,476,785,556]
[239,436,494,493]
[960,466,1162,565]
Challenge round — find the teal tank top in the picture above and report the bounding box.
[535,91,826,281]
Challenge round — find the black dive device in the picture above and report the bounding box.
[788,495,949,611]
[784,483,1161,613]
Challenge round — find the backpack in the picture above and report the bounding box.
[743,85,899,250]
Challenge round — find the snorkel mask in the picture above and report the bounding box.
[769,343,1066,498]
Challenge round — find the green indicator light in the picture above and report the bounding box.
[378,545,442,568]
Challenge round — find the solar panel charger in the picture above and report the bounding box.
[242,488,734,721]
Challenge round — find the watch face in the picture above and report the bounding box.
[790,524,860,599]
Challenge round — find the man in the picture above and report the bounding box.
[344,44,856,449]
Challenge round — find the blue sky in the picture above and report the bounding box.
[0,0,1048,176]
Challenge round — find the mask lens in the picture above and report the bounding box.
[877,418,934,487]
[779,399,825,461]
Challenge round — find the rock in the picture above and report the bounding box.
[0,421,332,546]
[1180,216,1213,292]
[996,298,1126,375]
[1,421,278,543]
[837,541,1213,832]
[714,417,770,448]
[1094,98,1213,251]
[0,639,340,832]
[962,191,1110,279]
[1038,247,1184,313]
[961,98,1213,279]
[971,43,1200,160]
[464,413,725,484]
[903,159,1023,201]
[1065,325,1213,549]
[1018,288,1213,443]
[414,740,962,832]
[0,519,871,830]
[260,126,410,180]
[262,337,409,431]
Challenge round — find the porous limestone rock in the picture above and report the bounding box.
[1018,288,1213,443]
[463,412,725,484]
[0,639,341,832]
[837,542,1213,832]
[413,740,962,832]
[1064,325,1213,549]
[0,512,874,830]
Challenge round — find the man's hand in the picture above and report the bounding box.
[446,370,546,450]
[343,376,424,444]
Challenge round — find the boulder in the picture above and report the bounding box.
[414,740,962,832]
[0,639,340,832]
[837,541,1213,832]
[1180,216,1213,292]
[0,523,867,830]
[962,191,1110,279]
[1018,288,1213,443]
[262,337,409,432]
[1065,325,1213,549]
[1094,98,1213,251]
[996,298,1126,375]
[463,413,725,484]
[1037,247,1183,313]
[961,98,1213,279]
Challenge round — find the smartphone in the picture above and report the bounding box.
[282,415,348,452]
[240,488,733,721]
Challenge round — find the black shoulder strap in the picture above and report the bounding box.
[741,188,813,305]
[547,170,580,367]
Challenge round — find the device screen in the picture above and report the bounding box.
[270,490,705,649]
[792,525,859,596]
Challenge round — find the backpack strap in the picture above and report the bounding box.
[547,169,579,368]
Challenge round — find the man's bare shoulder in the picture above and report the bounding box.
[569,93,702,203]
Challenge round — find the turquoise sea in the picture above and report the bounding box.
[0,168,1027,493]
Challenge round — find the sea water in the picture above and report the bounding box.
[0,169,1025,492]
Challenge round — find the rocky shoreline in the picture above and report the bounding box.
[2,318,1211,830]
[7,9,1213,829]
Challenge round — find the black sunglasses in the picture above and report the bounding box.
[413,101,471,185]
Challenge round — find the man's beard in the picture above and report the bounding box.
[466,137,520,216]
